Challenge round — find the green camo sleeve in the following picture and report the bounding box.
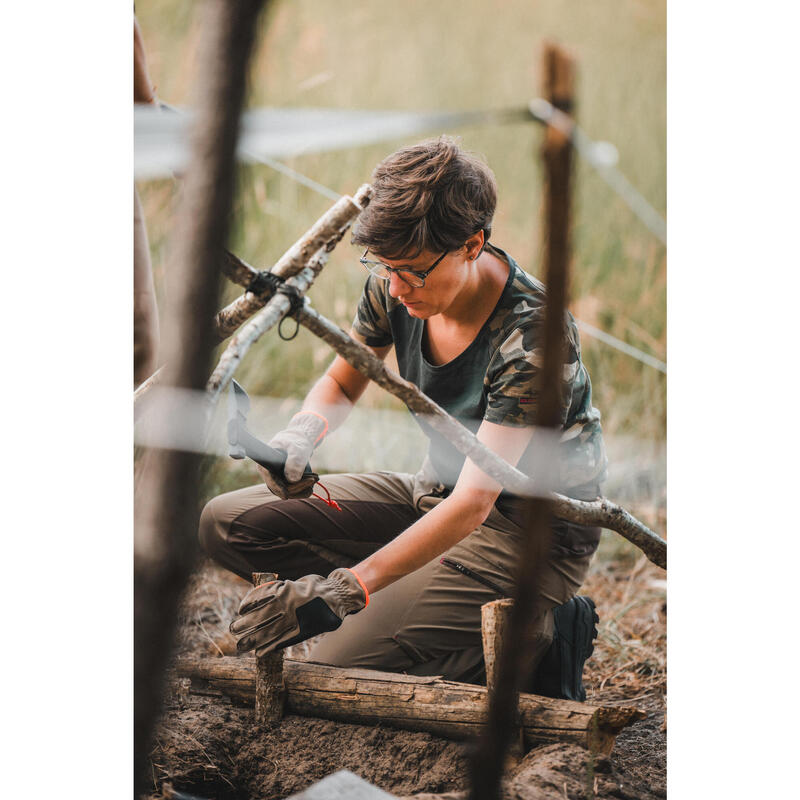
[351,275,393,347]
[484,317,579,428]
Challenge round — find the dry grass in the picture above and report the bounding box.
[584,540,666,710]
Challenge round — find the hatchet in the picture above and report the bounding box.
[227,379,318,497]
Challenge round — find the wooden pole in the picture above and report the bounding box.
[175,656,643,756]
[469,42,577,800]
[133,0,268,791]
[252,572,286,725]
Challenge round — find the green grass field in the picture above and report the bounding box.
[136,0,666,524]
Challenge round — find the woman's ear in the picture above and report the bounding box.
[464,230,485,261]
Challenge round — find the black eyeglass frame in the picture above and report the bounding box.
[359,248,449,289]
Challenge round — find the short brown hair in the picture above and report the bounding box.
[351,136,497,259]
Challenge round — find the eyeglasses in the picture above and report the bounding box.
[359,249,448,289]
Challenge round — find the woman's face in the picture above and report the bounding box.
[378,248,469,319]
[376,232,484,319]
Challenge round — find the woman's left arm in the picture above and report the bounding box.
[353,420,534,593]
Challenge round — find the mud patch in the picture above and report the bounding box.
[149,691,469,799]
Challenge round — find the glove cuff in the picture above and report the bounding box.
[328,567,369,615]
[343,567,369,608]
[289,411,329,448]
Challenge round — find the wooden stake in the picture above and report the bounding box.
[481,598,525,756]
[481,598,514,696]
[252,572,285,725]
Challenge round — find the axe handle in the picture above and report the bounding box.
[236,428,316,481]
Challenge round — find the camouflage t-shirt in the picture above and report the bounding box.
[351,244,607,509]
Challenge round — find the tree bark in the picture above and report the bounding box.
[469,43,578,800]
[213,183,372,340]
[481,598,514,695]
[252,572,285,725]
[174,656,644,756]
[133,0,268,792]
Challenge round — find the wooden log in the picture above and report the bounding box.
[252,572,285,724]
[480,598,514,695]
[174,656,644,756]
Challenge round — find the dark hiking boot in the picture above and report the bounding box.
[529,595,599,701]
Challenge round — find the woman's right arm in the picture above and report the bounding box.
[299,336,392,435]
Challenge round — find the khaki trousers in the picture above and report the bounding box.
[199,464,597,683]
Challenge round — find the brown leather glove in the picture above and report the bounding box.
[261,412,328,499]
[229,568,368,656]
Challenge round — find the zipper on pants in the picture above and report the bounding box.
[440,557,505,596]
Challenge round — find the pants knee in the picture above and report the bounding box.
[198,496,229,564]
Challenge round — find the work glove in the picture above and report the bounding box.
[229,568,369,656]
[261,412,328,499]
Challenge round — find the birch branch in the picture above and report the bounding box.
[134,364,164,402]
[132,183,373,407]
[205,261,319,406]
[213,183,372,339]
[292,303,667,570]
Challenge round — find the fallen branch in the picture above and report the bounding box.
[135,186,665,566]
[292,303,667,569]
[175,656,644,756]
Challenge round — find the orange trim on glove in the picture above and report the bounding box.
[292,410,329,446]
[345,567,370,608]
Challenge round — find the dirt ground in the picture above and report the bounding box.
[146,551,665,800]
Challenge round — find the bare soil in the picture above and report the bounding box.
[146,553,665,800]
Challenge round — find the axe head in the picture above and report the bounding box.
[227,379,249,460]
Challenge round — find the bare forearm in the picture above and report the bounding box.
[299,373,356,434]
[353,495,492,593]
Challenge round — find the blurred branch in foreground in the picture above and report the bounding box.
[133,0,269,793]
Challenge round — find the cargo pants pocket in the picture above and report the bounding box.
[389,550,512,667]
